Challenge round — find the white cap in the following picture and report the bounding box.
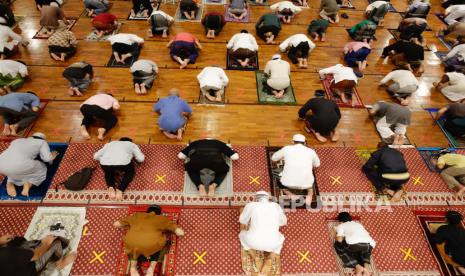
[31,132,46,139]
[255,191,269,197]
[272,54,281,60]
[292,134,306,143]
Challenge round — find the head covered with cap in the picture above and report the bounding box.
[255,191,270,201]
[146,204,162,215]
[292,133,306,144]
[272,54,281,60]
[31,132,46,140]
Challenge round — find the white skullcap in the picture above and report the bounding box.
[292,134,306,143]
[272,54,281,60]
[256,191,269,197]
[31,132,46,139]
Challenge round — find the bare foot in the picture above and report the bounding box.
[56,252,78,270]
[162,131,178,139]
[456,186,465,197]
[457,266,465,274]
[145,266,155,276]
[180,62,187,69]
[108,187,116,199]
[130,267,140,276]
[140,85,147,94]
[305,194,313,206]
[2,124,10,136]
[198,185,207,197]
[9,124,18,136]
[97,128,105,141]
[391,190,403,202]
[314,132,327,143]
[239,61,248,67]
[115,189,123,201]
[330,131,339,142]
[21,183,32,197]
[6,182,16,197]
[68,88,75,96]
[80,126,90,139]
[135,84,141,94]
[208,184,217,197]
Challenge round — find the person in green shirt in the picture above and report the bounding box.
[255,13,281,44]
[436,152,465,196]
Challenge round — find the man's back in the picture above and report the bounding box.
[0,246,35,276]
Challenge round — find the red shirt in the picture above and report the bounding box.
[174,32,197,43]
[92,13,117,25]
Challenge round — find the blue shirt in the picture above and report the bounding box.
[153,95,192,132]
[0,93,40,112]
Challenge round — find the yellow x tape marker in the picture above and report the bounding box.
[193,251,207,265]
[412,176,423,186]
[297,250,312,264]
[82,226,89,236]
[400,248,417,261]
[155,174,166,183]
[249,176,260,185]
[90,251,106,264]
[330,176,342,185]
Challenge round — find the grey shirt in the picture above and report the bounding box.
[374,101,411,125]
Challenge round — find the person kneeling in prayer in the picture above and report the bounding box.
[271,134,320,206]
[108,33,144,64]
[362,142,410,201]
[178,139,239,197]
[435,151,465,196]
[0,91,41,136]
[319,64,358,104]
[197,66,229,102]
[130,59,158,94]
[379,69,418,106]
[279,33,315,68]
[263,54,290,99]
[431,210,465,275]
[94,137,145,201]
[334,212,376,276]
[0,133,59,197]
[368,101,411,145]
[114,205,184,276]
[435,101,465,139]
[239,191,287,275]
[227,30,258,67]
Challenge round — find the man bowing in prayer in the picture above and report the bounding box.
[239,191,287,275]
[271,134,320,206]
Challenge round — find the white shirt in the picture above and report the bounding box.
[279,34,315,53]
[271,143,320,189]
[197,66,229,90]
[445,5,465,24]
[0,60,28,77]
[239,199,287,253]
[445,43,465,62]
[94,141,145,166]
[0,25,23,51]
[108,33,144,45]
[130,59,158,73]
[366,0,389,12]
[319,64,358,84]
[149,10,174,22]
[270,1,302,13]
[264,59,291,90]
[227,33,258,52]
[336,221,376,247]
[380,70,418,88]
[446,71,465,85]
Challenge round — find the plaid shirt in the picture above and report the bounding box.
[48,30,78,47]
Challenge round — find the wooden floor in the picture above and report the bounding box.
[7,0,455,147]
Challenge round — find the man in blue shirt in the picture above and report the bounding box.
[153,88,192,140]
[0,91,40,136]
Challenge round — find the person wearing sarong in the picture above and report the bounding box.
[227,30,258,67]
[362,142,410,201]
[228,0,248,20]
[84,0,110,17]
[130,59,158,94]
[0,60,28,94]
[279,33,315,68]
[270,1,301,23]
[0,24,27,59]
[431,210,465,274]
[0,92,40,137]
[255,13,281,44]
[179,0,200,20]
[114,205,184,276]
[435,101,465,139]
[239,191,287,275]
[379,69,418,105]
[0,133,58,197]
[197,66,229,102]
[148,10,173,38]
[334,212,376,276]
[62,61,94,96]
[368,101,411,145]
[318,64,358,104]
[298,93,341,142]
[178,139,239,197]
[433,72,465,102]
[436,152,465,196]
[0,234,77,275]
[167,32,202,69]
[271,134,320,206]
[202,12,225,39]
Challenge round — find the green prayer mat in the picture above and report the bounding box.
[255,71,296,105]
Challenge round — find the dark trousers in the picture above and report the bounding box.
[334,241,373,268]
[186,161,228,188]
[80,104,117,131]
[362,165,408,192]
[444,116,465,137]
[112,42,140,57]
[48,45,77,59]
[0,107,38,130]
[101,162,135,192]
[287,41,310,64]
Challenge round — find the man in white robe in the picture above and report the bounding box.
[0,132,58,197]
[271,134,320,205]
[239,191,287,274]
